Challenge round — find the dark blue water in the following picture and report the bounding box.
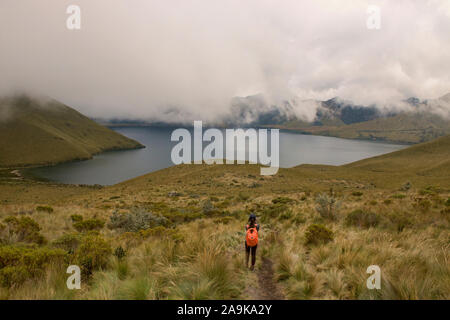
[30,126,406,185]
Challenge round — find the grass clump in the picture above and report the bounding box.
[305,224,334,245]
[345,209,380,228]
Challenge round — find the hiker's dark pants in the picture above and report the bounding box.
[245,242,257,266]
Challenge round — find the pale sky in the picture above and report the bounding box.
[1,0,449,122]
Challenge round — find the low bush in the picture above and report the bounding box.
[445,198,450,207]
[305,224,334,245]
[35,206,53,213]
[391,194,406,199]
[70,214,83,223]
[345,209,380,228]
[0,216,46,245]
[52,233,82,252]
[414,198,431,213]
[73,234,111,277]
[352,191,363,197]
[386,212,414,232]
[0,245,66,287]
[272,197,295,204]
[140,226,184,242]
[73,219,105,232]
[107,208,169,232]
[261,203,290,220]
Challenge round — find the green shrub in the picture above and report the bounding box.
[1,216,46,245]
[315,193,341,220]
[261,203,290,220]
[73,234,111,277]
[445,198,450,207]
[202,199,215,215]
[52,233,81,252]
[0,245,66,287]
[35,206,53,213]
[387,212,413,232]
[213,216,234,225]
[238,192,250,201]
[140,226,184,242]
[391,194,406,199]
[272,197,294,204]
[278,211,293,221]
[414,198,431,213]
[345,209,380,228]
[419,185,441,195]
[305,224,334,245]
[401,182,412,191]
[70,214,83,223]
[73,219,105,232]
[107,208,169,232]
[352,191,363,197]
[384,199,392,205]
[113,246,126,260]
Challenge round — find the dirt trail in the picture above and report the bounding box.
[249,257,284,300]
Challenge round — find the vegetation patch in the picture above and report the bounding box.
[35,205,53,213]
[107,208,169,232]
[315,192,341,220]
[0,216,46,245]
[305,224,334,245]
[345,209,380,228]
[73,218,105,232]
[0,245,66,287]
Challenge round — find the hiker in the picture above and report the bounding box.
[245,213,259,270]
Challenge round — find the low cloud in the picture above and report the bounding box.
[0,0,449,123]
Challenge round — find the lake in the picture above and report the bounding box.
[30,126,407,185]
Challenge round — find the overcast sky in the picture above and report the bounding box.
[1,0,449,122]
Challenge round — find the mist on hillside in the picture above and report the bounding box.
[0,0,450,123]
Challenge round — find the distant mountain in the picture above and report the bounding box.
[97,92,450,144]
[254,93,450,144]
[0,95,144,167]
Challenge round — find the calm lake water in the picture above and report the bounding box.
[31,126,407,185]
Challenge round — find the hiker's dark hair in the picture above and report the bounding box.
[248,215,256,227]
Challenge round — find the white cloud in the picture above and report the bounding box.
[0,0,449,122]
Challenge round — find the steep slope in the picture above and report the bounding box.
[0,95,144,167]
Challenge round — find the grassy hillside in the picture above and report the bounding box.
[0,95,143,167]
[0,136,448,299]
[346,134,450,174]
[273,112,450,144]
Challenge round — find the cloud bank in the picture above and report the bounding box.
[0,0,449,122]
